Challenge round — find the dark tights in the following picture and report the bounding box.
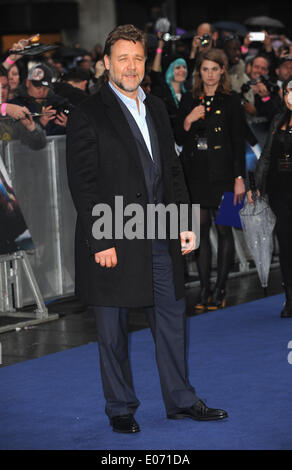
[195,208,235,290]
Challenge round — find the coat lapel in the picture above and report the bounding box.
[100,83,147,184]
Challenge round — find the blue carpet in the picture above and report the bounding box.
[0,294,292,450]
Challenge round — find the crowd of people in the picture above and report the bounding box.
[0,19,292,317]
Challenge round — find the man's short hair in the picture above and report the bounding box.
[251,54,271,68]
[103,24,147,58]
[62,67,91,83]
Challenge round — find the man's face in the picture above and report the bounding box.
[250,57,269,79]
[104,39,145,95]
[277,61,292,81]
[225,40,241,65]
[0,76,9,102]
[197,23,212,37]
[26,79,50,102]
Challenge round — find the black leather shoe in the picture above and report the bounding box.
[167,399,228,421]
[110,414,140,433]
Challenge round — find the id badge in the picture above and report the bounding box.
[197,137,208,151]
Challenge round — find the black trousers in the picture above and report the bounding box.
[93,240,198,418]
[269,191,292,286]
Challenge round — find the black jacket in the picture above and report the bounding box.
[10,84,70,136]
[66,83,191,307]
[254,111,287,194]
[174,91,246,183]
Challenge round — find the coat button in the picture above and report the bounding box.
[136,192,142,198]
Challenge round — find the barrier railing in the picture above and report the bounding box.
[0,136,279,327]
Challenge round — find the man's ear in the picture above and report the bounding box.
[104,55,110,71]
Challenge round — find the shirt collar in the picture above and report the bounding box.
[108,80,146,108]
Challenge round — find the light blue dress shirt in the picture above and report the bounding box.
[108,81,153,159]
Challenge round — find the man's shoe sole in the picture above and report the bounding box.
[167,412,228,421]
[112,427,140,433]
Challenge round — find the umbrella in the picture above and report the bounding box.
[244,16,285,29]
[239,189,276,291]
[213,21,248,36]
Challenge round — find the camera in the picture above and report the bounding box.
[241,76,279,95]
[52,102,73,116]
[199,34,210,48]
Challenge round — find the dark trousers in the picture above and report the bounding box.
[93,240,198,418]
[270,192,292,285]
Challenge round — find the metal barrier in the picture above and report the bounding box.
[1,136,279,311]
[2,136,76,308]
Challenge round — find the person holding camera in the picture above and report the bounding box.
[239,54,282,146]
[9,63,70,135]
[0,66,46,149]
[189,23,217,61]
[174,48,246,310]
[150,33,188,129]
[247,78,292,318]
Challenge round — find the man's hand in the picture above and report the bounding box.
[20,113,36,132]
[94,247,117,268]
[180,231,196,255]
[233,178,245,205]
[252,81,270,99]
[39,105,57,127]
[6,104,31,120]
[54,111,68,127]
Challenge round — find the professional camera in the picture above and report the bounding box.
[258,75,279,94]
[199,34,210,48]
[241,76,279,96]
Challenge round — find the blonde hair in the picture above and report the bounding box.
[192,48,230,100]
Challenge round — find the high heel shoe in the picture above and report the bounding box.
[207,287,226,310]
[195,286,211,311]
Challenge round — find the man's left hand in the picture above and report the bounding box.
[21,113,36,132]
[180,231,196,255]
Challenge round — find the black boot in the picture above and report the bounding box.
[280,284,292,318]
[208,286,226,310]
[195,285,211,311]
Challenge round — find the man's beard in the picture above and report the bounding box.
[110,69,143,93]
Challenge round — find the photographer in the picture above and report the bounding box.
[150,33,189,129]
[238,55,282,146]
[9,63,70,136]
[0,66,46,149]
[189,23,217,61]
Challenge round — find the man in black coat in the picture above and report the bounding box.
[66,24,228,433]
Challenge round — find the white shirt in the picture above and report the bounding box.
[108,81,153,159]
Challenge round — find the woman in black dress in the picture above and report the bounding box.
[247,78,292,318]
[175,48,246,309]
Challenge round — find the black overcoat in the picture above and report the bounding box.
[174,91,246,185]
[66,83,191,307]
